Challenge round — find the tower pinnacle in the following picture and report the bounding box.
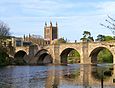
[50,21,52,26]
[56,21,58,27]
[45,22,47,27]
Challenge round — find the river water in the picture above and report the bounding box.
[0,64,115,88]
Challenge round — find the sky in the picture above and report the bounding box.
[0,0,115,42]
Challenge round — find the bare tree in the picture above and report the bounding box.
[100,16,115,35]
[0,20,10,37]
[0,21,11,46]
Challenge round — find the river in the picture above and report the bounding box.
[0,64,115,88]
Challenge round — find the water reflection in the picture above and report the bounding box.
[0,64,115,88]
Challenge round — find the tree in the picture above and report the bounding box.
[96,34,105,41]
[113,36,115,40]
[0,20,11,46]
[0,20,10,37]
[96,34,114,42]
[0,46,9,65]
[0,21,11,65]
[68,50,80,63]
[83,31,91,38]
[88,36,94,41]
[100,16,115,35]
[97,49,113,63]
[80,31,94,42]
[58,37,67,43]
[104,36,113,41]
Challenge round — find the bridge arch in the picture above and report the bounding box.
[14,50,27,65]
[35,49,53,64]
[14,50,27,58]
[60,48,80,64]
[89,47,113,64]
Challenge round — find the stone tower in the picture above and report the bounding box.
[44,21,58,44]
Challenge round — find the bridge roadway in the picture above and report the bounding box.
[12,41,115,65]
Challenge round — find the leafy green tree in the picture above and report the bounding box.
[88,36,94,41]
[113,36,115,40]
[96,34,105,41]
[80,37,87,42]
[68,50,80,63]
[96,34,114,41]
[80,31,94,42]
[97,49,113,63]
[83,31,91,38]
[104,36,113,41]
[58,37,67,43]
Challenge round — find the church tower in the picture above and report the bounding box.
[44,21,58,44]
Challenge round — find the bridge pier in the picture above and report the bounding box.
[111,43,115,64]
[53,44,60,64]
[113,55,115,65]
[29,45,38,56]
[110,46,115,64]
[82,42,91,64]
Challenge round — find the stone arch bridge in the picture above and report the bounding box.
[13,42,115,64]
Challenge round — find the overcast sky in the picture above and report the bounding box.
[0,0,115,41]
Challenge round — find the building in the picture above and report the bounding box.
[23,34,47,46]
[44,21,58,44]
[12,37,32,47]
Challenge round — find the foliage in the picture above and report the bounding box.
[96,34,105,41]
[96,34,114,41]
[113,36,115,40]
[58,37,67,43]
[68,50,80,63]
[104,36,113,41]
[83,31,91,38]
[88,36,94,41]
[97,49,113,63]
[80,31,94,42]
[100,16,115,35]
[0,21,12,65]
[0,47,9,66]
[0,46,15,65]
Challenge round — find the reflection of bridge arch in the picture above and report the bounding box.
[14,50,27,58]
[35,49,53,64]
[60,48,80,64]
[89,47,113,63]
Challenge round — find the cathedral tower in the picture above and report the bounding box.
[44,21,58,44]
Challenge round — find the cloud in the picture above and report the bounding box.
[1,0,115,18]
[0,0,69,17]
[96,1,115,15]
[0,0,115,41]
